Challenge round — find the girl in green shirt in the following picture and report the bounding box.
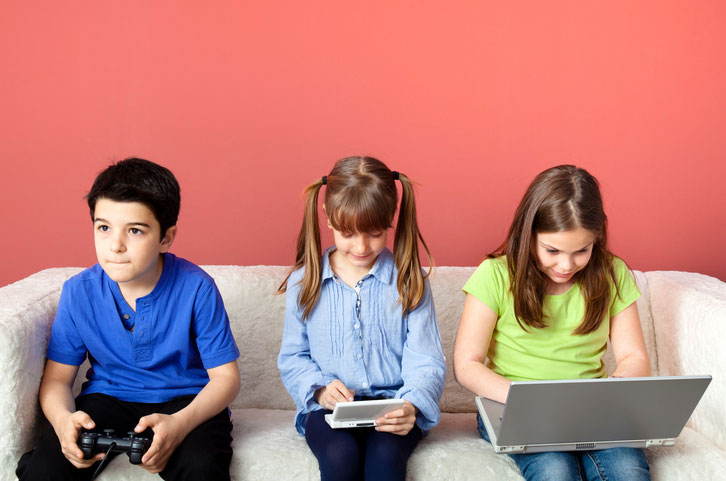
[454,165,651,481]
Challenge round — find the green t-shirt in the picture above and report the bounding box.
[462,256,640,381]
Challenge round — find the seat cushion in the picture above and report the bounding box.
[75,409,726,480]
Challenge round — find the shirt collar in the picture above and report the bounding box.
[321,247,395,285]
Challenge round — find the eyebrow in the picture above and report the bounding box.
[93,218,152,228]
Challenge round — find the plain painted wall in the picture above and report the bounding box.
[2,1,725,287]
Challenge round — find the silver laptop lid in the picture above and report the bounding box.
[496,375,711,447]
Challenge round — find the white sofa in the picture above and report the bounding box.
[2,266,725,480]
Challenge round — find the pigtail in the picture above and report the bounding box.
[277,179,325,320]
[393,173,434,314]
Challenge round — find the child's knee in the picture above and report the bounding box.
[515,452,580,481]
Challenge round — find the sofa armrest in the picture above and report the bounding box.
[645,271,726,451]
[0,268,82,473]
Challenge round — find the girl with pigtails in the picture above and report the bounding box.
[277,156,446,481]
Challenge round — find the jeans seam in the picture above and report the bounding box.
[585,452,607,481]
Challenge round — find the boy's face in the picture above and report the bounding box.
[93,198,176,289]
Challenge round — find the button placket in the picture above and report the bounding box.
[352,279,369,391]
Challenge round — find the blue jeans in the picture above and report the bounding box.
[477,414,650,481]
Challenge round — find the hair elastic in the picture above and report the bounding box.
[321,176,327,185]
[392,171,400,180]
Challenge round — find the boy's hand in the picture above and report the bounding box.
[56,411,104,469]
[135,413,190,474]
[374,400,418,436]
[314,380,355,410]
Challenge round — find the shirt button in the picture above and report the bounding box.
[357,353,362,359]
[123,314,130,320]
[362,382,368,388]
[354,323,360,329]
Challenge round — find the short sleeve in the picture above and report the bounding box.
[192,279,240,369]
[462,258,508,316]
[47,282,88,366]
[609,257,641,317]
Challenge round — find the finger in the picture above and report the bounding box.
[375,422,410,435]
[384,408,406,419]
[61,432,86,460]
[72,411,96,431]
[144,452,169,473]
[332,381,354,401]
[142,436,165,465]
[65,448,103,468]
[329,387,350,404]
[135,414,158,432]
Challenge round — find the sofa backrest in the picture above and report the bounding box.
[207,265,659,413]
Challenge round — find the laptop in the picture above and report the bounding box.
[325,399,404,429]
[476,375,711,454]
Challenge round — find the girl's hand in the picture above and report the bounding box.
[314,380,355,410]
[375,400,418,436]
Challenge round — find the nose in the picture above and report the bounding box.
[353,235,370,254]
[559,255,574,272]
[110,232,126,253]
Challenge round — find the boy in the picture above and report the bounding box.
[17,158,240,480]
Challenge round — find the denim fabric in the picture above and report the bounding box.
[477,414,651,481]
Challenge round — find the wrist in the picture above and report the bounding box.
[50,409,74,429]
[169,410,195,436]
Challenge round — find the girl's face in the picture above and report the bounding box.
[535,227,596,290]
[328,222,389,272]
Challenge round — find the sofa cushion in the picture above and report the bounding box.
[84,409,726,481]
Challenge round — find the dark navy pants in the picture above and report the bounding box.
[305,409,423,481]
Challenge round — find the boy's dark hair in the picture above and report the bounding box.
[86,157,181,238]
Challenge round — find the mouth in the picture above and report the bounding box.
[552,270,573,279]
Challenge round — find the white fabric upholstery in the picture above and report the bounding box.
[1,266,724,480]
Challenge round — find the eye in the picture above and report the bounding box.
[546,249,559,254]
[368,232,383,238]
[97,225,109,232]
[340,232,354,239]
[129,227,143,235]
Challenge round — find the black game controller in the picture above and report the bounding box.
[79,429,152,465]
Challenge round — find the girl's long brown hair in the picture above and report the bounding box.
[278,156,433,320]
[492,165,617,335]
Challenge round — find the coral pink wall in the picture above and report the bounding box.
[2,1,725,287]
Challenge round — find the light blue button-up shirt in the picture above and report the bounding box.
[278,247,446,434]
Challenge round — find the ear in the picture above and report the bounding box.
[160,225,178,253]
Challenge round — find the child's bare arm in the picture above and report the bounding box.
[610,302,651,378]
[134,360,240,474]
[453,294,511,404]
[39,360,103,468]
